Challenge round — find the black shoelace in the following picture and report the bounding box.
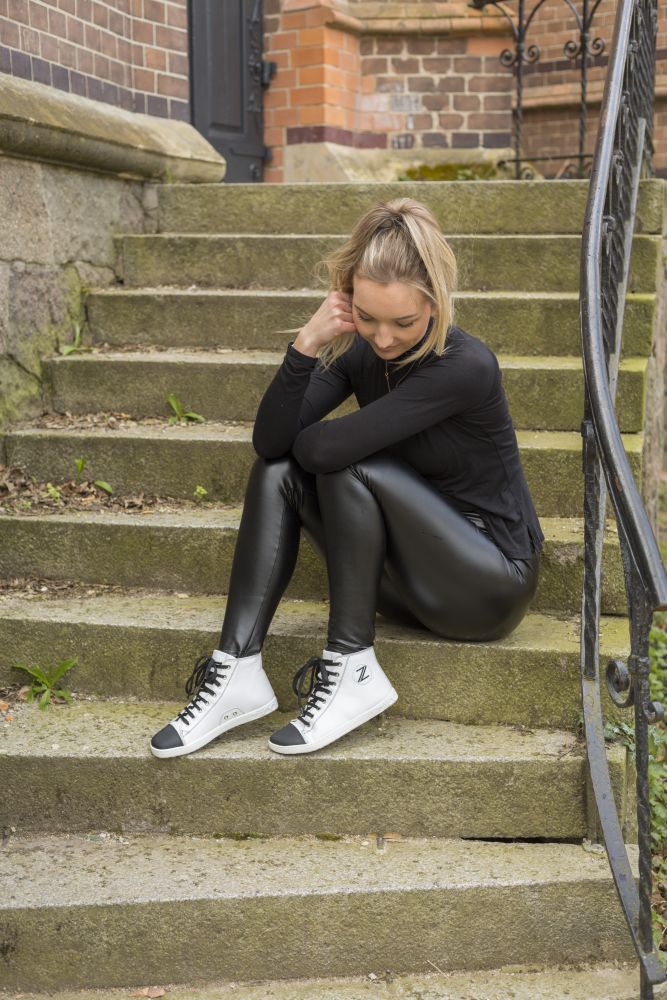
[176,653,230,726]
[292,655,340,726]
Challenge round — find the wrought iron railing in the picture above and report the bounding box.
[467,0,609,178]
[579,0,666,995]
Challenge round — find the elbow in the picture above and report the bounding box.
[252,429,290,461]
[292,431,343,475]
[291,437,322,473]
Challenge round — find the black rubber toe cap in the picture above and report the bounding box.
[151,723,184,751]
[269,722,306,746]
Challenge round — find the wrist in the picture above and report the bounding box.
[292,327,320,358]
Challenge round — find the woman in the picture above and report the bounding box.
[150,197,544,760]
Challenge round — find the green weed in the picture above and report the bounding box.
[59,322,90,357]
[45,481,62,503]
[72,457,113,495]
[13,656,77,709]
[166,393,205,425]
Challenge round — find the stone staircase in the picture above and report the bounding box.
[0,179,665,999]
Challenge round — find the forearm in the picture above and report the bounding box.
[252,342,318,458]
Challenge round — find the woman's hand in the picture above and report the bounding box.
[292,291,357,357]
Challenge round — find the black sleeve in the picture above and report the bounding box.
[292,345,498,474]
[252,342,354,459]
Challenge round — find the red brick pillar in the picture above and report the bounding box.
[262,0,513,182]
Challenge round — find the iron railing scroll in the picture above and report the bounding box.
[579,0,666,996]
[467,0,609,178]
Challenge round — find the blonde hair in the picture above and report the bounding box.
[277,197,458,370]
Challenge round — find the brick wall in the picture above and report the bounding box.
[261,2,514,182]
[0,0,189,120]
[0,0,664,179]
[262,0,667,182]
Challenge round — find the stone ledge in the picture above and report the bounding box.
[0,74,226,183]
[283,0,510,35]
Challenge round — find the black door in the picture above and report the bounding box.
[188,0,275,182]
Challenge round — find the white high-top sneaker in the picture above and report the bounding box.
[150,648,278,759]
[267,645,398,755]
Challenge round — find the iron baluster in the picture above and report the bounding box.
[579,0,666,994]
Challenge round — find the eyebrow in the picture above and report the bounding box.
[354,304,419,321]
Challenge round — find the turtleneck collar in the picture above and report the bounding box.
[384,315,435,364]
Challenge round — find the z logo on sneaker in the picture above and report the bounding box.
[355,663,371,684]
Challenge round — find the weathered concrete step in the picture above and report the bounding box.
[44,349,648,433]
[0,421,644,518]
[1,703,630,839]
[85,288,656,357]
[0,591,631,729]
[0,962,653,1000]
[0,832,640,990]
[155,177,667,235]
[117,232,661,293]
[0,509,628,615]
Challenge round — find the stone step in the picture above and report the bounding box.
[0,962,655,1000]
[0,421,644,517]
[154,177,666,236]
[85,288,656,357]
[116,232,661,293]
[43,348,648,433]
[0,509,627,614]
[0,831,639,991]
[0,591,631,729]
[1,701,630,839]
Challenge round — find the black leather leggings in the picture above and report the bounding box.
[218,452,541,656]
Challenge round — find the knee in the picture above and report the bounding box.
[249,453,315,504]
[251,452,306,483]
[248,454,305,492]
[315,451,398,490]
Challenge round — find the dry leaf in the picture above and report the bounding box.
[130,989,166,998]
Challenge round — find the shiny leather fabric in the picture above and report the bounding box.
[219,452,541,657]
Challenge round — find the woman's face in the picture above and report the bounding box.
[351,275,434,360]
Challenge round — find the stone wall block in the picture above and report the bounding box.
[642,246,667,534]
[0,159,53,263]
[0,263,10,356]
[0,158,154,433]
[41,168,146,268]
[7,263,77,372]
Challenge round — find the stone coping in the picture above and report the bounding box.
[284,0,510,35]
[0,73,226,183]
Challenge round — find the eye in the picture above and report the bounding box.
[356,310,415,329]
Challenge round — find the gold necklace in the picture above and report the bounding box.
[384,355,421,393]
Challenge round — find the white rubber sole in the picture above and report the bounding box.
[267,687,398,755]
[150,694,279,759]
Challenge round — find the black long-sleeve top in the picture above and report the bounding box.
[252,322,545,560]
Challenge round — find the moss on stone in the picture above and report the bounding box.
[398,162,500,182]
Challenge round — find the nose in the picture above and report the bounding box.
[374,331,394,350]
